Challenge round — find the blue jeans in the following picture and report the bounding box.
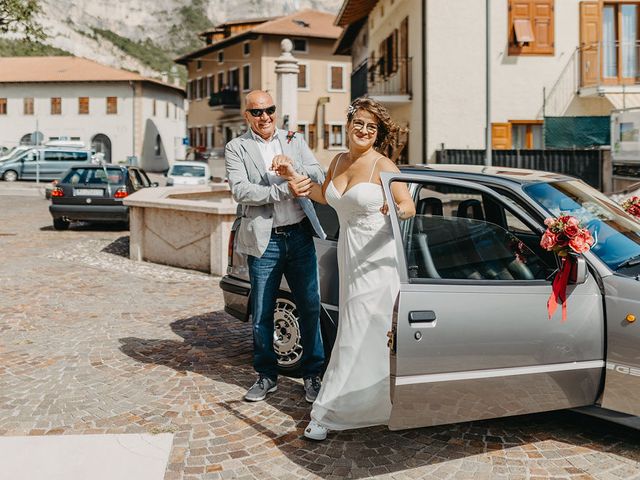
[247,225,325,381]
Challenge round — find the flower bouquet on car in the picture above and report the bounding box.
[622,196,640,218]
[540,215,594,322]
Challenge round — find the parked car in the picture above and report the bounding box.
[165,161,210,186]
[222,164,640,430]
[0,145,34,164]
[0,147,93,182]
[49,164,158,230]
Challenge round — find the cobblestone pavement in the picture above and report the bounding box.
[2,186,640,480]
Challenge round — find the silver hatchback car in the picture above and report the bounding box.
[222,165,640,430]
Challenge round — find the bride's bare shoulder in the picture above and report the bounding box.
[376,156,400,173]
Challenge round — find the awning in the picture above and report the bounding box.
[605,93,640,110]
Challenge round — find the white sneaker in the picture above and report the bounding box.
[304,420,328,441]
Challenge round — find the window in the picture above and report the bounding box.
[297,122,308,143]
[106,97,117,114]
[152,99,156,116]
[217,71,224,92]
[51,97,61,115]
[491,121,543,149]
[208,75,214,97]
[600,3,640,81]
[24,97,34,115]
[195,78,201,99]
[228,68,239,91]
[378,30,399,77]
[217,51,224,63]
[196,59,202,70]
[242,64,251,92]
[154,134,162,156]
[243,42,251,56]
[508,0,554,56]
[399,181,552,282]
[186,80,192,100]
[298,63,309,89]
[327,123,345,149]
[293,38,308,53]
[78,97,89,115]
[166,101,170,118]
[200,77,206,99]
[328,65,345,91]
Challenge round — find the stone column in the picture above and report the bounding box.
[275,38,299,131]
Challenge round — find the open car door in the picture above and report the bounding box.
[381,172,604,430]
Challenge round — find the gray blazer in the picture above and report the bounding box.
[225,129,326,257]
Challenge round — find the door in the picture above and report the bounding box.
[601,274,640,416]
[381,173,604,430]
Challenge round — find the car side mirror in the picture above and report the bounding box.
[163,171,168,177]
[570,256,588,285]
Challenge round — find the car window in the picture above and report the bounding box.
[170,164,206,177]
[314,202,339,241]
[130,169,143,189]
[138,169,152,187]
[395,181,552,282]
[62,167,124,185]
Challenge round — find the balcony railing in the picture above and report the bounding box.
[209,89,240,109]
[368,56,412,97]
[580,41,640,88]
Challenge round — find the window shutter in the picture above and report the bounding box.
[331,66,343,90]
[298,64,307,88]
[532,0,554,54]
[579,1,601,87]
[391,29,399,73]
[323,124,329,150]
[491,123,512,150]
[509,0,532,54]
[309,124,317,150]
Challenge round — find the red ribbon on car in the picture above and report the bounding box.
[547,257,572,322]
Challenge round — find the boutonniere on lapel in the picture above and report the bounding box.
[286,131,296,144]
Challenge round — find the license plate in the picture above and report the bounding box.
[74,188,104,197]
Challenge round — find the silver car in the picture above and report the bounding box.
[222,165,640,430]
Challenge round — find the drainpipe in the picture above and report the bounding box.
[422,0,427,164]
[485,0,492,166]
[129,81,136,163]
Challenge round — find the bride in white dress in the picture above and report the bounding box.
[273,97,415,441]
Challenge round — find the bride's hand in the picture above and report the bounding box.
[271,155,296,179]
[380,201,389,215]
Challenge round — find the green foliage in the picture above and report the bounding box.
[0,38,71,56]
[0,0,44,41]
[174,0,214,55]
[91,28,186,83]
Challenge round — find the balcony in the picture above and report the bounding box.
[580,41,640,98]
[367,56,412,104]
[208,89,240,110]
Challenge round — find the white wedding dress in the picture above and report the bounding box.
[310,156,399,430]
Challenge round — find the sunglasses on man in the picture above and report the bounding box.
[246,105,276,117]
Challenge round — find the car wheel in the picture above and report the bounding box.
[53,218,70,231]
[273,297,304,377]
[2,170,18,182]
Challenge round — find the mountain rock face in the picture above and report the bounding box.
[34,0,342,77]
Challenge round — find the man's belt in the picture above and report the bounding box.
[272,219,306,235]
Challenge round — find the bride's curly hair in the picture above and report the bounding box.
[346,96,406,153]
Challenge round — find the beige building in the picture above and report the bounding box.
[335,0,423,165]
[0,57,186,172]
[175,10,352,168]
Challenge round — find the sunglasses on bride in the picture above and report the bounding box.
[246,105,276,117]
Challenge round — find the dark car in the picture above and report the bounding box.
[49,164,157,230]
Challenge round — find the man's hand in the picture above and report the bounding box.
[288,175,313,197]
[271,155,296,178]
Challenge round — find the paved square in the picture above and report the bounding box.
[2,185,640,479]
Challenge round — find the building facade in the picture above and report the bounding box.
[175,10,352,168]
[0,57,186,172]
[337,0,640,162]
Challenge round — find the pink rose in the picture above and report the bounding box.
[544,218,555,227]
[584,230,595,246]
[540,231,557,250]
[566,216,579,227]
[569,235,590,253]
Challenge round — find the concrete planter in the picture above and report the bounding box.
[123,185,237,276]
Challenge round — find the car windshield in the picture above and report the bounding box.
[62,167,125,185]
[524,180,640,272]
[170,165,206,177]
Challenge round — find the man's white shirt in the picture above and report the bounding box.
[251,129,305,228]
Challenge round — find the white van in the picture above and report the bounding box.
[0,147,93,182]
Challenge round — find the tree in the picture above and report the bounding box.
[0,0,45,42]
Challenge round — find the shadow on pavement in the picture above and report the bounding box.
[39,221,129,232]
[119,312,640,478]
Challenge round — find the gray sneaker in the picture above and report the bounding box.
[304,376,322,403]
[244,375,277,402]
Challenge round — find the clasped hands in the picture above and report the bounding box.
[270,155,313,197]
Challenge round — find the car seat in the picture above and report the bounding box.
[456,199,484,221]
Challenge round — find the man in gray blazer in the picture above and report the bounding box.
[225,90,326,402]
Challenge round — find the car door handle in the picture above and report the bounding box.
[409,310,437,324]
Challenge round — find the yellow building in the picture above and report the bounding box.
[335,0,423,164]
[175,10,352,168]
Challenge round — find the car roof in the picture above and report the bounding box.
[399,164,574,186]
[171,161,208,167]
[68,164,129,170]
